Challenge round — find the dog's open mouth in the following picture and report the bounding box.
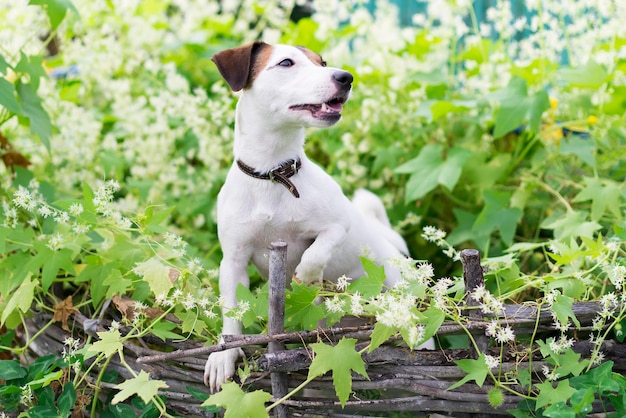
[289,96,347,120]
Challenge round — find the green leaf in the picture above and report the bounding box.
[57,381,76,414]
[133,256,175,297]
[572,177,623,222]
[569,361,620,394]
[16,80,52,150]
[421,307,445,345]
[0,77,21,114]
[0,53,10,74]
[346,258,385,298]
[369,322,396,352]
[285,281,324,329]
[535,380,577,410]
[560,136,596,168]
[15,52,47,90]
[0,360,27,380]
[569,387,594,415]
[150,320,183,341]
[491,77,549,137]
[551,294,581,329]
[28,0,79,30]
[549,349,589,377]
[31,243,75,292]
[88,329,123,357]
[112,370,168,405]
[542,402,576,417]
[236,282,268,328]
[28,369,63,388]
[1,275,36,326]
[559,61,608,89]
[202,382,271,418]
[540,210,602,240]
[308,338,369,407]
[186,385,211,403]
[473,190,523,245]
[448,353,489,390]
[396,144,471,202]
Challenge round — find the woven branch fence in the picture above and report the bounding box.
[21,247,624,417]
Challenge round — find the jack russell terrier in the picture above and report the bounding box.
[204,42,425,392]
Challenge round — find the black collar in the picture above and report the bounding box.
[236,158,302,198]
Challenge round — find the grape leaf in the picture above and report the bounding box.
[1,275,36,326]
[202,382,271,418]
[308,338,369,407]
[88,330,123,357]
[448,353,489,390]
[133,256,176,297]
[535,380,577,410]
[285,281,324,329]
[112,370,168,405]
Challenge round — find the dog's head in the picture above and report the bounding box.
[212,42,352,128]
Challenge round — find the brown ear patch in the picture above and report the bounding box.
[296,46,326,66]
[212,41,272,91]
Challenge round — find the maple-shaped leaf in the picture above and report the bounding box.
[346,257,385,298]
[133,256,177,297]
[308,338,369,407]
[31,243,75,292]
[0,275,36,326]
[202,382,271,418]
[285,281,324,329]
[112,370,168,405]
[549,349,589,378]
[573,176,623,222]
[551,294,581,329]
[535,380,577,410]
[448,353,489,390]
[53,296,77,332]
[88,329,123,357]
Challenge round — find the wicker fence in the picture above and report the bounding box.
[23,247,623,417]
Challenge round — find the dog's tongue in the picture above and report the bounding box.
[324,101,343,113]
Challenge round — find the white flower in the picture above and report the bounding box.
[421,225,447,243]
[495,326,515,344]
[69,203,84,216]
[325,295,345,313]
[484,354,500,370]
[336,275,351,291]
[350,292,364,315]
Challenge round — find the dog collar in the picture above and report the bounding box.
[236,158,302,198]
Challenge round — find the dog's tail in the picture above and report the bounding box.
[352,189,409,255]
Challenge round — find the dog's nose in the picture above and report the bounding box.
[332,71,353,89]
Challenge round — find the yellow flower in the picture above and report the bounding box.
[549,97,558,111]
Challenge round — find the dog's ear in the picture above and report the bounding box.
[212,41,269,92]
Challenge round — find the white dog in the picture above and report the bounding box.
[204,42,414,392]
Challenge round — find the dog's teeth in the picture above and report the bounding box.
[321,103,328,112]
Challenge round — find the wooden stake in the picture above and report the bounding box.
[460,249,489,357]
[268,241,289,418]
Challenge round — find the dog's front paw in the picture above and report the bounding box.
[294,261,324,285]
[204,347,244,393]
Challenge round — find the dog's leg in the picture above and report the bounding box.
[204,252,249,392]
[295,223,348,284]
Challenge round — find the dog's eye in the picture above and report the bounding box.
[278,59,294,67]
[321,61,327,67]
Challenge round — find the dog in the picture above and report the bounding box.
[204,42,415,392]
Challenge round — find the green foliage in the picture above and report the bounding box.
[202,382,272,418]
[308,338,369,407]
